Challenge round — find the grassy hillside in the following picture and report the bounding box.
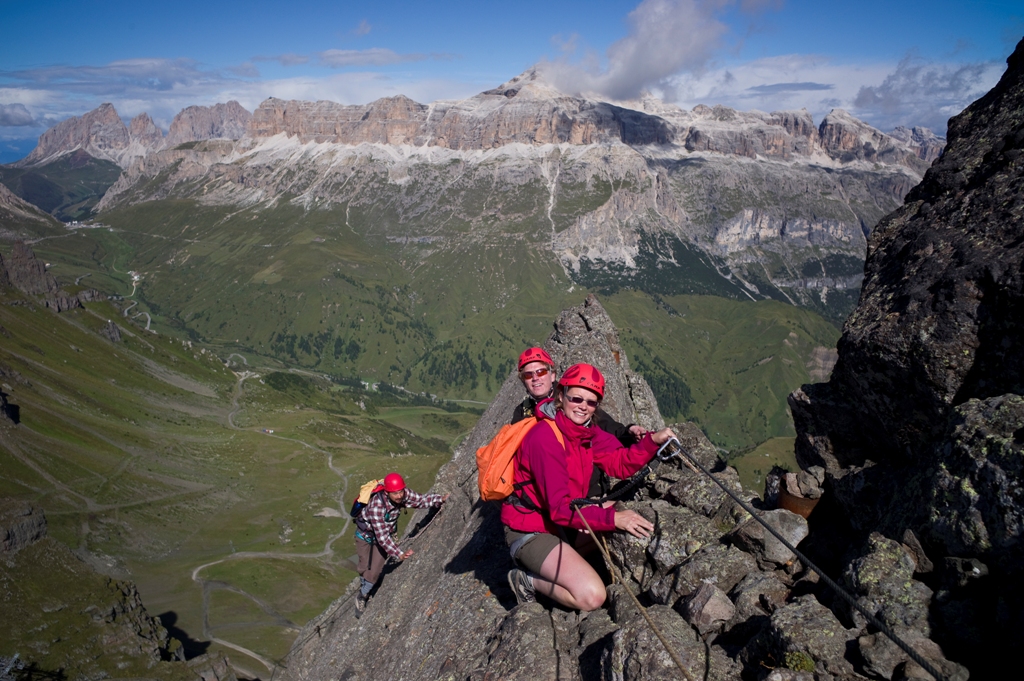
[602,291,840,450]
[0,150,122,221]
[0,282,474,669]
[24,195,841,450]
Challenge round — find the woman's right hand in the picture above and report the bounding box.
[650,428,677,445]
[614,509,654,538]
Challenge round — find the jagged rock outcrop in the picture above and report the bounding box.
[16,103,163,168]
[0,500,47,553]
[129,111,165,147]
[3,242,58,296]
[789,37,1024,676]
[99,318,122,342]
[888,126,945,163]
[285,295,963,680]
[0,243,102,312]
[166,101,251,146]
[17,101,248,169]
[19,102,131,166]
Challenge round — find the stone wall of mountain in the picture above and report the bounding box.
[166,101,252,147]
[16,101,252,168]
[789,36,1024,677]
[16,68,948,324]
[244,69,936,174]
[91,74,938,323]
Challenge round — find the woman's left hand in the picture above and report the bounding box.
[614,509,654,538]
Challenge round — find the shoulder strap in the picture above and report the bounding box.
[545,418,565,448]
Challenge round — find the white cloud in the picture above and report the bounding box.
[354,20,372,36]
[0,103,34,126]
[539,0,734,100]
[853,55,1004,133]
[252,53,310,67]
[660,52,1004,134]
[317,48,427,68]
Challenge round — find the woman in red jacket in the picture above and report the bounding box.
[501,363,677,611]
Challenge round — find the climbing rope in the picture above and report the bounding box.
[573,509,698,681]
[645,439,950,681]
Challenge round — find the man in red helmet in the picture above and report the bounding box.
[353,472,447,616]
[512,347,642,445]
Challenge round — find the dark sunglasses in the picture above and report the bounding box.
[520,368,550,380]
[566,395,599,408]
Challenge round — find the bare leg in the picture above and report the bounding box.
[533,539,606,611]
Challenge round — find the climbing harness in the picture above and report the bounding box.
[578,437,950,681]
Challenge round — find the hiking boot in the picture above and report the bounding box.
[354,593,368,618]
[507,568,535,604]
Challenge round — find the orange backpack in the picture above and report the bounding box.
[476,418,563,501]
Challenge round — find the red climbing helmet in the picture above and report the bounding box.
[383,472,406,492]
[518,346,554,370]
[558,363,605,400]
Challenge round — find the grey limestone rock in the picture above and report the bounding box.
[0,500,47,553]
[742,594,858,679]
[730,509,809,568]
[681,581,735,635]
[5,243,58,296]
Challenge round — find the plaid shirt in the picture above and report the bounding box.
[359,489,443,559]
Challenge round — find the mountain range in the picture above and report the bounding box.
[0,69,945,449]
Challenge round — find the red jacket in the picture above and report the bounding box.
[500,404,657,534]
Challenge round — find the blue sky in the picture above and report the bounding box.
[1,0,1021,162]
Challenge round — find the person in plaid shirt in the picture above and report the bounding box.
[353,472,447,616]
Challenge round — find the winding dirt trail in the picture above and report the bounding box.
[191,363,352,672]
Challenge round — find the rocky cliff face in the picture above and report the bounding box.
[4,242,58,296]
[17,101,251,169]
[0,499,47,553]
[244,69,934,173]
[789,37,1024,676]
[93,70,938,324]
[16,103,166,168]
[166,101,251,147]
[284,296,965,680]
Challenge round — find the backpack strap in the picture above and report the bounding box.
[509,418,565,512]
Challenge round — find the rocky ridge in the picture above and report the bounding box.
[0,183,58,240]
[789,37,1024,676]
[284,296,965,680]
[166,101,252,147]
[0,499,203,681]
[16,101,252,168]
[87,71,941,323]
[244,70,936,172]
[0,242,106,312]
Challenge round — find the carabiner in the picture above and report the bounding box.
[656,437,682,462]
